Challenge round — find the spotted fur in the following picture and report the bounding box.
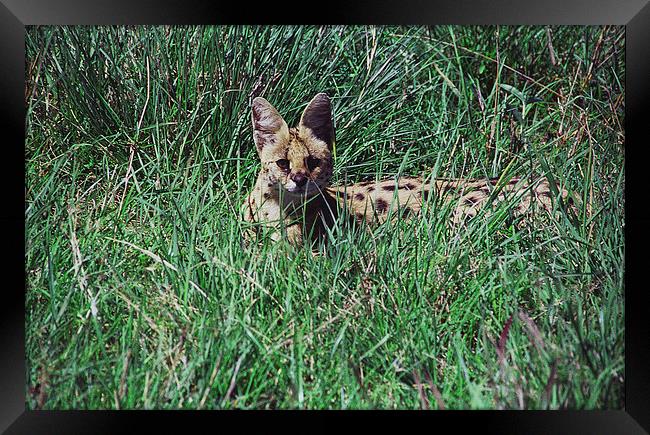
[243,93,576,245]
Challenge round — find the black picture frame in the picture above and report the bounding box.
[4,0,649,433]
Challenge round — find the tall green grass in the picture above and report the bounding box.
[25,25,624,409]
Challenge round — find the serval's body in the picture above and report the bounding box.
[243,93,574,246]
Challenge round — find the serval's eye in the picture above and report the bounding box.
[306,156,321,171]
[276,159,290,170]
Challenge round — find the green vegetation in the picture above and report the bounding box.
[25,25,624,409]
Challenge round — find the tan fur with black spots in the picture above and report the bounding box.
[242,93,578,246]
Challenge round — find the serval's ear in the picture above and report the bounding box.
[298,93,334,150]
[251,97,289,154]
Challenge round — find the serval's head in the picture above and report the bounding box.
[251,93,334,198]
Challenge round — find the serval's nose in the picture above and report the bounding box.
[291,172,308,187]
